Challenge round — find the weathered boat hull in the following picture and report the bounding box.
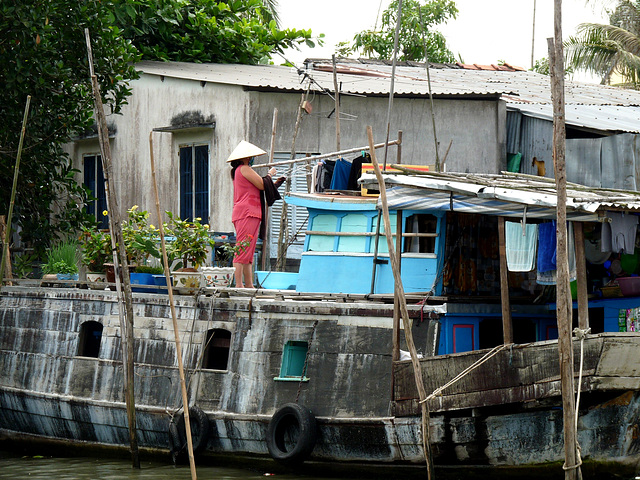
[1,287,640,475]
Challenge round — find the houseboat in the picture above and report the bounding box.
[2,170,640,477]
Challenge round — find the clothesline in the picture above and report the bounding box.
[254,138,401,169]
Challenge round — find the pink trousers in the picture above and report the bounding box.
[232,216,260,264]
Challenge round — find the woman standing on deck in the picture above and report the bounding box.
[227,141,277,288]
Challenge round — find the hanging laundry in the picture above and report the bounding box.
[329,158,352,190]
[505,221,538,272]
[601,212,638,255]
[537,222,577,285]
[537,221,556,273]
[318,159,336,193]
[310,163,319,193]
[347,152,370,190]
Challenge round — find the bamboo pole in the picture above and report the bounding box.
[0,96,30,292]
[149,132,198,480]
[498,217,513,343]
[276,80,310,271]
[332,54,341,152]
[548,3,581,475]
[367,126,434,480]
[85,29,140,469]
[262,108,278,272]
[0,217,12,286]
[256,139,401,169]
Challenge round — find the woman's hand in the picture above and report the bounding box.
[268,167,277,176]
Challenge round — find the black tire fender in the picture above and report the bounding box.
[266,403,317,465]
[168,405,211,463]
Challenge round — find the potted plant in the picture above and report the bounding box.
[42,240,80,283]
[80,225,111,288]
[205,236,251,287]
[123,205,161,291]
[165,212,214,294]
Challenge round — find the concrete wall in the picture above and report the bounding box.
[72,73,506,233]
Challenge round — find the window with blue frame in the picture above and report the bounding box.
[275,340,309,381]
[83,154,108,229]
[180,144,209,222]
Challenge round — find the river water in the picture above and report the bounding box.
[0,449,636,480]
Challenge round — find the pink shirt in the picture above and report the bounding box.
[232,167,262,222]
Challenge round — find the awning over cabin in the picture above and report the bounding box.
[359,171,640,222]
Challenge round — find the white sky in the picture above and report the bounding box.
[278,0,610,83]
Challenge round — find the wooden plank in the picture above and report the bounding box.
[498,217,513,343]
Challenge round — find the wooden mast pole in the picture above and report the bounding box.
[368,126,434,480]
[84,29,140,468]
[332,54,341,152]
[0,95,29,291]
[548,1,581,477]
[149,132,198,480]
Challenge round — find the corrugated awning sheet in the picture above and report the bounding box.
[359,172,640,221]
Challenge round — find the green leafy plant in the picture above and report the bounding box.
[216,236,252,265]
[122,205,160,266]
[165,212,214,270]
[80,225,112,273]
[42,240,79,275]
[134,265,164,275]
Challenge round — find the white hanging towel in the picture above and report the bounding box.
[505,221,538,272]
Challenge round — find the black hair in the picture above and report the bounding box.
[230,159,243,179]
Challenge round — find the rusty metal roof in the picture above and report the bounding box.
[136,59,640,106]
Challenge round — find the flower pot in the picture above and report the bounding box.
[130,272,156,293]
[173,270,202,295]
[202,266,235,288]
[86,272,107,290]
[56,273,79,281]
[152,274,172,294]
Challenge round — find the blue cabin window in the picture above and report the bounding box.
[83,154,108,229]
[180,144,209,222]
[275,341,309,381]
[338,213,368,253]
[308,214,337,251]
[371,213,397,254]
[77,321,103,358]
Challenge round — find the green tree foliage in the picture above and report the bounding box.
[565,0,640,87]
[1,0,318,257]
[0,1,140,255]
[336,0,458,63]
[111,0,318,64]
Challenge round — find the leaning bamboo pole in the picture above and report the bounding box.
[367,126,435,480]
[149,132,198,480]
[84,29,139,468]
[0,95,30,292]
[262,108,278,272]
[548,2,581,477]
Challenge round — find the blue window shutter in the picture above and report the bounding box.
[180,147,193,220]
[84,155,96,219]
[194,144,209,222]
[95,159,108,229]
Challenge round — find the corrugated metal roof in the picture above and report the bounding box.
[508,103,640,134]
[137,59,640,106]
[358,171,640,221]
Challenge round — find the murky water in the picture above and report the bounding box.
[0,449,636,480]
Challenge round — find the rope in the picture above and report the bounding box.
[295,320,318,403]
[562,326,590,472]
[420,343,512,403]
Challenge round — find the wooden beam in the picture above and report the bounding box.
[498,217,513,344]
[574,222,589,330]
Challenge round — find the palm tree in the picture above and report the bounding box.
[565,0,640,87]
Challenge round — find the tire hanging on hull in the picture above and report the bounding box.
[266,403,317,465]
[169,405,210,465]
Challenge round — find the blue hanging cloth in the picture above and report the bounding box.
[329,158,351,190]
[537,221,556,273]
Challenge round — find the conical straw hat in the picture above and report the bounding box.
[226,141,266,162]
